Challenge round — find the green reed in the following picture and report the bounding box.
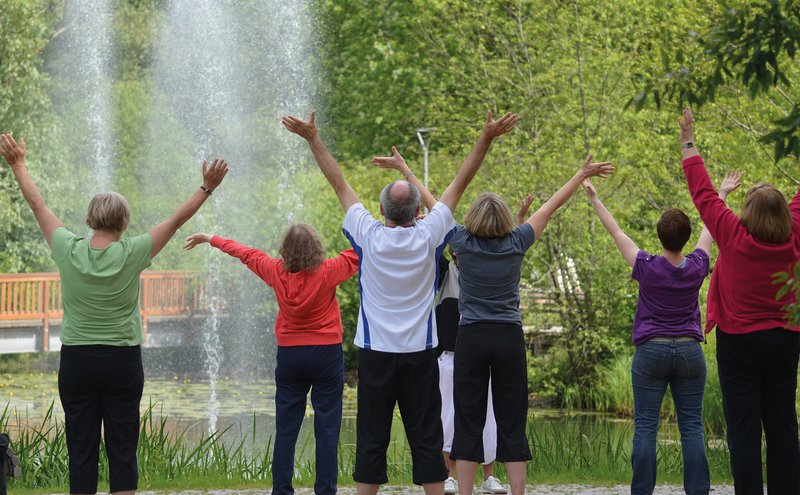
[584,335,799,434]
[2,401,734,493]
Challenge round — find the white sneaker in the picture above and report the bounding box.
[444,476,458,494]
[481,476,507,494]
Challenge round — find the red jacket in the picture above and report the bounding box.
[683,155,800,334]
[211,236,359,346]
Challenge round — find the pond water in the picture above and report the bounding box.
[0,369,707,458]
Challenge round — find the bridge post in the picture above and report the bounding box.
[41,280,49,352]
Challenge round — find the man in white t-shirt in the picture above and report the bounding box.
[282,110,517,495]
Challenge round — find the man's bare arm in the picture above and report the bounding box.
[282,112,359,211]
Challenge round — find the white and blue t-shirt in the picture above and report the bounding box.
[342,202,456,352]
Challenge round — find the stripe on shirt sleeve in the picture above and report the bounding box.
[343,228,370,349]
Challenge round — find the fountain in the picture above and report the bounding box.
[50,0,115,194]
[49,0,318,433]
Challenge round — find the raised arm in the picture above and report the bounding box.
[516,194,534,225]
[148,159,228,258]
[527,154,614,239]
[438,111,518,212]
[696,169,743,253]
[371,146,437,210]
[678,106,700,160]
[678,107,741,248]
[0,134,63,246]
[282,112,359,211]
[582,179,638,267]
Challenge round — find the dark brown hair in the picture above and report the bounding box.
[740,183,792,243]
[279,224,325,272]
[657,208,692,251]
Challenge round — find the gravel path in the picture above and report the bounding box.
[136,484,736,494]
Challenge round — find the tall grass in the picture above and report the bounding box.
[2,402,734,493]
[584,334,797,433]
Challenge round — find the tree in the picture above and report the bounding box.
[630,0,800,162]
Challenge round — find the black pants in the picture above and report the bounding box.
[59,345,144,494]
[354,348,448,485]
[451,322,531,463]
[716,328,800,495]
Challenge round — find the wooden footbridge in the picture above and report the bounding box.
[0,272,210,354]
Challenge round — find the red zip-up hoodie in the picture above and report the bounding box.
[211,236,359,346]
[682,155,800,335]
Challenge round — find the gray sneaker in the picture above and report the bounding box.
[480,476,507,494]
[444,476,458,494]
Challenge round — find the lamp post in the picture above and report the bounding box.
[415,127,437,188]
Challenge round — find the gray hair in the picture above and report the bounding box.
[380,180,421,222]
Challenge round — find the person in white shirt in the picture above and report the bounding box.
[283,110,517,495]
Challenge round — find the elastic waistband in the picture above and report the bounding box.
[646,336,699,343]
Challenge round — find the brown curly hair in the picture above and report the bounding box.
[279,224,326,272]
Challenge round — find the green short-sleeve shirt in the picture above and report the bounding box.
[51,227,153,346]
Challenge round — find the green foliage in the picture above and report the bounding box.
[0,0,63,272]
[630,0,800,160]
[3,0,797,402]
[0,400,736,492]
[585,333,799,435]
[775,261,800,326]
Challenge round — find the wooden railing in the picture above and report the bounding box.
[0,271,207,351]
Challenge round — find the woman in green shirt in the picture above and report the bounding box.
[0,133,228,495]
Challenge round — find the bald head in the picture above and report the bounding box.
[380,180,421,223]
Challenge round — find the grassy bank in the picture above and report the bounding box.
[2,402,734,494]
[584,332,799,433]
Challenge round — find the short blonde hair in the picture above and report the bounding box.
[279,224,325,272]
[740,183,792,243]
[463,192,514,238]
[85,192,130,232]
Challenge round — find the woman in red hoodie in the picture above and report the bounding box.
[679,107,800,494]
[185,225,358,495]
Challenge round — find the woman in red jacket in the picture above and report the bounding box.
[185,225,358,495]
[679,107,800,494]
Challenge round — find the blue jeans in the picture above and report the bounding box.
[273,344,344,495]
[631,338,709,495]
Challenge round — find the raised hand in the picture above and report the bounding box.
[578,154,614,180]
[0,134,26,168]
[183,233,213,250]
[582,178,598,199]
[202,158,229,192]
[281,111,318,141]
[371,146,408,172]
[719,169,743,198]
[678,106,694,143]
[516,194,534,225]
[482,111,518,140]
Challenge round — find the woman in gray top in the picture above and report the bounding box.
[448,155,612,495]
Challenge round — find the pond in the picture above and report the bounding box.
[0,370,707,454]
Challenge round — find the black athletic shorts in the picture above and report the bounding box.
[354,347,449,485]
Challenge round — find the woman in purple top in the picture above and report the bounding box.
[582,172,741,495]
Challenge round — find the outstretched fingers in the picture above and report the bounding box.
[588,161,615,179]
[678,106,694,130]
[202,158,229,189]
[484,111,519,137]
[0,134,24,166]
[281,112,317,139]
[370,146,406,170]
